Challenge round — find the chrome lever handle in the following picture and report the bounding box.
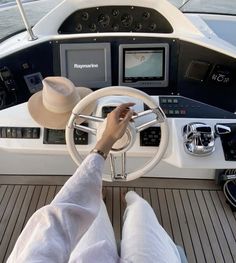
[215,124,231,135]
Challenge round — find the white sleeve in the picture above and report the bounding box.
[7,153,105,263]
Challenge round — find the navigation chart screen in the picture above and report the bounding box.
[119,44,169,88]
[125,49,164,79]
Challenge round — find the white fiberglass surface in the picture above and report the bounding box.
[169,0,236,15]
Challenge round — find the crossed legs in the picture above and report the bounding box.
[70,191,181,263]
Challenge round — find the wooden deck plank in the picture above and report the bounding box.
[210,191,236,262]
[45,186,57,204]
[113,187,121,242]
[0,186,14,222]
[217,190,236,240]
[173,190,196,263]
[0,186,21,244]
[0,186,27,263]
[203,190,234,263]
[158,189,173,239]
[165,189,184,248]
[0,185,7,204]
[150,188,162,225]
[22,186,42,228]
[120,187,127,229]
[134,187,142,197]
[4,186,35,262]
[142,188,151,205]
[187,190,215,263]
[195,190,225,263]
[104,187,113,223]
[36,186,49,210]
[180,190,205,263]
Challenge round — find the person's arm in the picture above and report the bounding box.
[7,102,134,263]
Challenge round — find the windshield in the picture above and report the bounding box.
[0,0,236,41]
[0,0,63,41]
[169,0,236,16]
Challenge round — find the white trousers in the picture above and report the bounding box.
[70,191,181,263]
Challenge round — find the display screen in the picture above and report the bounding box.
[60,43,111,88]
[119,44,169,88]
[124,49,164,80]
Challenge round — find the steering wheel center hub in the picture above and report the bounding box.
[97,119,136,153]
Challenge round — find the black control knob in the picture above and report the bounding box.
[112,9,119,16]
[121,13,133,27]
[142,11,150,20]
[98,14,110,27]
[134,23,142,31]
[112,24,119,31]
[89,23,97,32]
[75,24,83,33]
[149,23,157,31]
[81,12,89,21]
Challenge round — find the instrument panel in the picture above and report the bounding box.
[58,6,173,34]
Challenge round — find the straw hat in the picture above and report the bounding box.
[28,76,95,129]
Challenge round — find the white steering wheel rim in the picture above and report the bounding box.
[66,86,169,181]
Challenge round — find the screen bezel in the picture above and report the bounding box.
[60,43,112,88]
[119,43,169,88]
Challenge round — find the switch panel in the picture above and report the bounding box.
[140,127,161,146]
[0,127,40,139]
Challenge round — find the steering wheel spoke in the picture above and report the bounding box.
[76,114,105,123]
[134,107,165,133]
[109,153,127,181]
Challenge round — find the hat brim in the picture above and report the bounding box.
[28,87,96,130]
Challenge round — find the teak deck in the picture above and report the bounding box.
[0,176,235,263]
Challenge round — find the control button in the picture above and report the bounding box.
[75,24,83,33]
[169,110,174,114]
[173,99,178,103]
[112,9,119,16]
[140,127,161,146]
[16,128,22,138]
[167,99,172,103]
[112,24,119,31]
[149,23,157,31]
[174,110,180,115]
[89,23,97,32]
[1,127,7,138]
[134,23,142,31]
[32,128,40,138]
[22,128,33,138]
[11,128,17,138]
[142,11,150,20]
[6,128,12,138]
[81,12,89,21]
[161,98,167,103]
[180,110,186,115]
[121,13,133,27]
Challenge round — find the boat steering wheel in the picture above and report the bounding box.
[66,86,169,181]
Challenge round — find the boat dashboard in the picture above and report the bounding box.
[0,1,236,179]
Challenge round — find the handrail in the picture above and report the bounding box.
[15,0,38,41]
